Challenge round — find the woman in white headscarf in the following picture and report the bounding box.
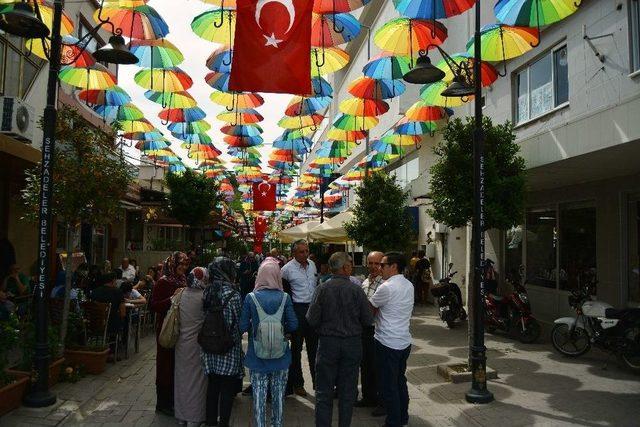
[174,266,209,427]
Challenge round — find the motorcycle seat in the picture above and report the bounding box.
[605,307,640,319]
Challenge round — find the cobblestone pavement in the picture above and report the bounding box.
[2,305,639,426]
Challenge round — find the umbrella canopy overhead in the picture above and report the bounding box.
[129,38,184,68]
[374,18,448,58]
[95,5,169,39]
[59,64,117,90]
[311,12,361,47]
[495,0,580,28]
[392,0,475,20]
[78,86,130,106]
[466,23,539,61]
[191,8,235,44]
[134,67,194,92]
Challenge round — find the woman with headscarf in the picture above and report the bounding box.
[201,257,243,427]
[239,257,298,427]
[174,266,209,427]
[150,251,189,416]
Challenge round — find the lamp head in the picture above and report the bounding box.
[0,2,50,39]
[93,35,139,65]
[403,54,446,85]
[441,75,475,98]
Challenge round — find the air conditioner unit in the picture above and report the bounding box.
[433,223,449,234]
[0,96,35,143]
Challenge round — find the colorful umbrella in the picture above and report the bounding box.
[217,109,264,125]
[278,114,324,129]
[436,53,498,86]
[495,0,581,30]
[313,0,371,13]
[144,90,197,108]
[225,135,264,147]
[26,35,94,65]
[134,67,193,93]
[405,101,449,121]
[332,113,379,131]
[93,103,144,122]
[136,140,171,151]
[339,98,389,116]
[78,86,130,106]
[311,77,334,97]
[191,9,235,45]
[123,130,164,141]
[205,71,231,91]
[176,133,213,145]
[121,119,155,133]
[394,119,436,135]
[58,64,116,90]
[466,24,539,63]
[420,81,472,107]
[348,76,406,99]
[95,5,169,39]
[380,132,421,146]
[311,12,361,47]
[158,106,207,123]
[0,0,75,35]
[392,0,475,20]
[210,91,264,109]
[206,46,233,73]
[311,47,350,76]
[374,18,447,60]
[273,137,312,154]
[167,120,212,134]
[129,38,184,68]
[220,124,263,138]
[326,128,367,141]
[285,96,332,116]
[362,53,411,79]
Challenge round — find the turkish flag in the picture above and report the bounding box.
[254,216,268,237]
[252,181,277,211]
[229,0,313,95]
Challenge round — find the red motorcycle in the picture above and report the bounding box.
[483,261,541,344]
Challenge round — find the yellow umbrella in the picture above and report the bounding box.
[311,47,350,76]
[209,91,264,109]
[278,114,323,129]
[121,119,155,133]
[58,64,117,90]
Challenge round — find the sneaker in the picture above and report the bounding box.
[294,386,308,397]
[371,406,386,417]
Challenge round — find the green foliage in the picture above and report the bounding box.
[429,117,526,231]
[165,169,222,227]
[21,106,134,226]
[0,313,20,386]
[344,172,416,252]
[18,322,61,370]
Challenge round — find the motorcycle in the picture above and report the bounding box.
[430,263,467,328]
[551,283,640,373]
[484,262,541,343]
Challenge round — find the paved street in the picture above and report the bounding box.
[2,305,639,426]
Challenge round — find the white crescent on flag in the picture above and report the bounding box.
[255,0,296,34]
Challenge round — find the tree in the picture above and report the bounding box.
[344,172,416,252]
[22,106,134,353]
[429,117,526,231]
[165,169,222,228]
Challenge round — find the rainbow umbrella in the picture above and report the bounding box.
[348,76,406,99]
[311,77,333,97]
[394,119,436,135]
[78,86,130,106]
[313,0,371,13]
[176,133,213,145]
[326,128,367,141]
[206,46,233,72]
[95,5,169,39]
[311,47,350,76]
[129,39,184,68]
[420,81,472,107]
[58,64,116,90]
[144,90,197,108]
[311,12,361,47]
[199,0,237,7]
[217,109,263,125]
[136,140,171,151]
[121,119,155,133]
[26,35,94,65]
[225,135,264,147]
[220,124,263,137]
[339,98,389,116]
[210,91,264,109]
[374,19,448,64]
[362,53,411,79]
[332,113,379,131]
[370,139,405,158]
[167,120,211,134]
[134,67,193,93]
[205,71,231,91]
[158,106,207,123]
[93,103,144,122]
[123,130,164,141]
[392,0,475,20]
[380,131,421,146]
[285,96,332,116]
[466,24,538,63]
[495,0,581,30]
[436,53,498,86]
[191,9,235,45]
[1,0,74,34]
[102,0,150,6]
[281,127,316,140]
[169,163,187,173]
[405,101,449,121]
[278,114,324,129]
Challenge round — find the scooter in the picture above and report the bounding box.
[551,282,640,373]
[484,262,541,343]
[431,263,467,328]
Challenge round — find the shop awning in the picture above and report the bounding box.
[308,210,353,243]
[278,220,321,243]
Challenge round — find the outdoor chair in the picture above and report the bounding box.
[81,301,120,362]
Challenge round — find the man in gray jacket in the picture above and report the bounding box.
[307,252,374,427]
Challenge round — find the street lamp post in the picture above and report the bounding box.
[0,0,137,407]
[403,0,493,404]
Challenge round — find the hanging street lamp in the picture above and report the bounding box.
[0,0,138,408]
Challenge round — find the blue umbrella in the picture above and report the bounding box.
[392,0,475,20]
[273,136,312,155]
[206,47,233,73]
[311,77,333,97]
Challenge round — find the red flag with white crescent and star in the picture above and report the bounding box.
[229,0,313,95]
[252,181,277,211]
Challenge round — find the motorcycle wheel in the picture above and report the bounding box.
[618,326,640,374]
[518,318,541,344]
[551,323,591,357]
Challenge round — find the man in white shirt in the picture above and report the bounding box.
[281,239,318,396]
[370,251,414,427]
[120,258,136,283]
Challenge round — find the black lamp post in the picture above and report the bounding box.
[0,0,137,408]
[403,0,493,404]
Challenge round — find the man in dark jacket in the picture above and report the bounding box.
[307,252,374,427]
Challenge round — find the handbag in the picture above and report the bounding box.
[158,288,184,349]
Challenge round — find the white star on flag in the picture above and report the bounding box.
[261,192,267,196]
[263,33,282,48]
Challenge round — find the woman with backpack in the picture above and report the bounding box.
[201,257,244,427]
[239,257,298,427]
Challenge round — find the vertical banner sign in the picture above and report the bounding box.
[252,181,277,211]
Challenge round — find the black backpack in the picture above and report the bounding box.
[198,291,236,355]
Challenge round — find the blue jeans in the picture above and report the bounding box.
[250,370,288,427]
[375,340,411,427]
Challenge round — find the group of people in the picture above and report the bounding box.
[152,241,414,427]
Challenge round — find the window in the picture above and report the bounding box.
[391,157,419,187]
[559,203,596,291]
[0,36,43,97]
[77,20,99,54]
[631,0,640,72]
[525,209,557,289]
[515,45,568,123]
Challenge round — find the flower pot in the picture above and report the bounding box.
[63,348,109,375]
[0,372,30,416]
[7,357,66,388]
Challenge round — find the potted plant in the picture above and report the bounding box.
[7,322,65,388]
[62,311,109,375]
[0,313,30,416]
